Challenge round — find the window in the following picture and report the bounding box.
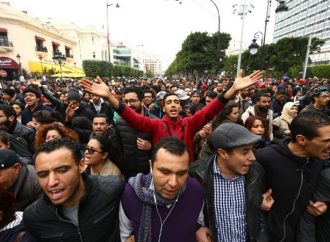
[0,29,11,47]
[65,46,72,58]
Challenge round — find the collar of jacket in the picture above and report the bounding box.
[162,114,183,124]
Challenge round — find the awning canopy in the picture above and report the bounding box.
[52,41,60,46]
[0,57,19,69]
[0,28,7,33]
[35,35,45,41]
[28,61,85,78]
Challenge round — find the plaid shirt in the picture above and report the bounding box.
[213,158,247,242]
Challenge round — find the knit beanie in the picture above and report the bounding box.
[67,90,81,102]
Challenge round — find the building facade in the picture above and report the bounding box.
[273,0,330,65]
[143,57,162,76]
[0,2,144,80]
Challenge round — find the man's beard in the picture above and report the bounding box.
[258,106,269,113]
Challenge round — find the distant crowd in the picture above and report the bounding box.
[0,72,330,242]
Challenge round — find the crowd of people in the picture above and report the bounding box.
[0,71,329,242]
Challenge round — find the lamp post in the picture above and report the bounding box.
[248,31,264,55]
[16,54,21,77]
[53,50,66,79]
[106,1,119,79]
[264,0,289,45]
[39,56,44,76]
[209,0,221,77]
[233,1,254,77]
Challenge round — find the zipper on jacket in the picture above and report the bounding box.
[279,159,307,242]
[54,207,84,242]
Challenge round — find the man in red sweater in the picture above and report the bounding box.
[80,70,262,162]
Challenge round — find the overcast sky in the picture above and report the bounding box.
[9,0,278,70]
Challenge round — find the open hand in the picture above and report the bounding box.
[79,76,111,99]
[232,70,263,92]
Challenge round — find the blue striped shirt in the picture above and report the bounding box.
[213,158,247,242]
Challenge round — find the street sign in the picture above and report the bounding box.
[0,69,7,77]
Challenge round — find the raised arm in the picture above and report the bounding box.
[224,70,263,100]
[79,77,119,109]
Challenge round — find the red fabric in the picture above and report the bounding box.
[120,97,226,162]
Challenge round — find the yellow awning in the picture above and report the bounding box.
[28,61,85,78]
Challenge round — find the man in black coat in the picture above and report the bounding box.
[23,139,124,242]
[255,111,330,242]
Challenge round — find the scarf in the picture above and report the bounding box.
[128,173,186,242]
[280,102,296,124]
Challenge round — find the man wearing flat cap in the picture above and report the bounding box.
[0,149,41,211]
[190,123,273,242]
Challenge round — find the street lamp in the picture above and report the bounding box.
[53,50,66,79]
[16,54,21,78]
[106,1,119,78]
[249,31,264,55]
[39,56,44,76]
[263,0,288,45]
[233,1,254,76]
[209,0,221,76]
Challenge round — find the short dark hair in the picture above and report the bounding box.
[291,111,330,142]
[190,103,205,115]
[33,110,56,125]
[0,131,9,146]
[255,91,271,102]
[23,87,41,99]
[124,86,144,101]
[93,113,111,125]
[206,90,218,99]
[151,137,188,166]
[89,135,110,155]
[72,116,92,131]
[0,104,16,119]
[163,93,179,103]
[144,89,155,98]
[212,101,239,129]
[34,138,82,165]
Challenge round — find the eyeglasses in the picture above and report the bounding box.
[124,99,139,104]
[84,145,102,154]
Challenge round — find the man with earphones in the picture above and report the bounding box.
[119,137,206,242]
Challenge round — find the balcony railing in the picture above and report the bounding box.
[65,54,74,58]
[35,46,48,52]
[0,40,13,47]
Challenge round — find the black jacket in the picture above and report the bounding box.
[9,120,36,154]
[39,86,94,122]
[23,175,124,242]
[255,138,324,242]
[9,164,41,211]
[190,155,267,242]
[116,107,157,179]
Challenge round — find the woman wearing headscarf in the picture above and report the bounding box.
[272,102,298,139]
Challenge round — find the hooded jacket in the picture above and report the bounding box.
[254,138,324,242]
